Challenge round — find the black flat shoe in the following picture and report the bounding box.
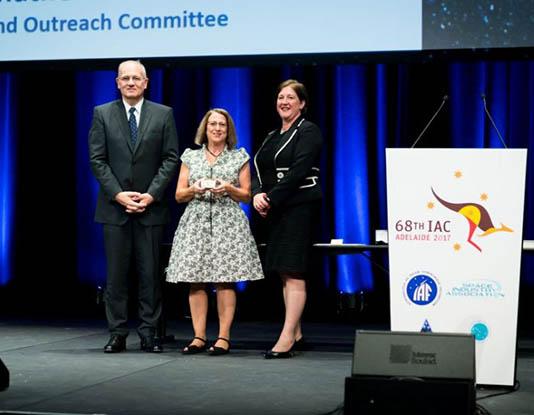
[207,337,230,356]
[263,349,294,359]
[182,336,207,355]
[104,335,126,353]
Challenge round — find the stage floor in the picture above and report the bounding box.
[0,319,533,415]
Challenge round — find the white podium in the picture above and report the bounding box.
[386,148,527,386]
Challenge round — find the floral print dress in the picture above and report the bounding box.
[166,146,264,283]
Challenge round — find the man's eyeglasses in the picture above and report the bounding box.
[118,75,145,83]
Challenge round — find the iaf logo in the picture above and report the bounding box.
[404,272,440,306]
[471,322,489,341]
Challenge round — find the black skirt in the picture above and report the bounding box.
[263,201,320,277]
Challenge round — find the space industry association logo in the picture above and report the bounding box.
[404,272,440,306]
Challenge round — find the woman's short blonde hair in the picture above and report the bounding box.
[194,108,237,149]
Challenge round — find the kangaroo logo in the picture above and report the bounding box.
[431,188,512,252]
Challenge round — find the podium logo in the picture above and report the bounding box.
[471,322,489,341]
[431,187,513,253]
[404,272,440,306]
[389,344,412,363]
[421,319,433,332]
[446,279,505,299]
[389,345,437,365]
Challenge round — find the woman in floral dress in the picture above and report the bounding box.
[166,108,263,355]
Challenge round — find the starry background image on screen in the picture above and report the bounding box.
[423,0,534,49]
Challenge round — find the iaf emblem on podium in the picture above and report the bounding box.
[404,272,440,306]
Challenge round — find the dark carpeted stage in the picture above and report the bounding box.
[0,319,533,415]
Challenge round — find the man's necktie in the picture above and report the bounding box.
[128,107,138,146]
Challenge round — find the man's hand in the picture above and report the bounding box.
[115,191,152,214]
[136,193,154,207]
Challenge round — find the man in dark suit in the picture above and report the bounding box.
[89,60,179,353]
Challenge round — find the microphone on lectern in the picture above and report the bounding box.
[481,93,508,149]
[410,95,449,149]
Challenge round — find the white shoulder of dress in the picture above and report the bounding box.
[183,147,203,155]
[180,147,202,164]
[232,147,249,157]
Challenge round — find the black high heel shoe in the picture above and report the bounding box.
[182,337,207,355]
[207,337,231,356]
[263,341,295,359]
[293,337,306,351]
[263,349,294,359]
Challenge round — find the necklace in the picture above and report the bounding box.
[206,147,223,158]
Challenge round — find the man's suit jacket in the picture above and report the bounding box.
[89,99,179,226]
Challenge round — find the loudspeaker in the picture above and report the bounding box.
[0,358,9,391]
[345,330,475,415]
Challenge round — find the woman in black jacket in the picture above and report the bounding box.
[252,79,323,359]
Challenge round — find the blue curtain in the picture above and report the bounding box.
[0,73,15,286]
[333,65,373,293]
[75,71,117,286]
[375,64,389,230]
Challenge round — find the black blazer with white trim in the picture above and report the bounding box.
[252,116,322,208]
